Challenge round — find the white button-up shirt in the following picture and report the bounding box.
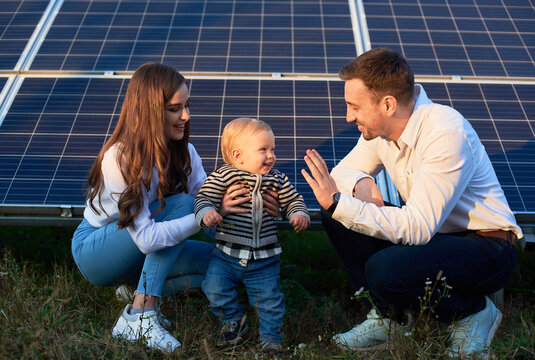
[331,84,523,245]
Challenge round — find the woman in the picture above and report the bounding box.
[71,63,260,352]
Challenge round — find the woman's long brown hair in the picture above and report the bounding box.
[87,63,191,229]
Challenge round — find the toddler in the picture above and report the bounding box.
[194,118,309,352]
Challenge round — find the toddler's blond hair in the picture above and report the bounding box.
[221,118,272,165]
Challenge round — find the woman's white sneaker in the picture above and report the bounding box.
[112,304,181,353]
[115,285,134,302]
[114,287,172,329]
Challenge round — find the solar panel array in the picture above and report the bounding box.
[31,0,356,73]
[0,78,8,93]
[423,82,535,211]
[0,0,534,222]
[0,0,50,70]
[0,77,350,209]
[363,0,535,77]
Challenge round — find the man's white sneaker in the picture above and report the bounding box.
[332,308,397,351]
[112,304,181,353]
[447,296,502,359]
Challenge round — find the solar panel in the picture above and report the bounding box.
[363,0,535,77]
[0,77,7,93]
[423,82,535,212]
[0,0,50,70]
[1,76,533,213]
[0,0,533,229]
[31,0,356,73]
[0,77,352,210]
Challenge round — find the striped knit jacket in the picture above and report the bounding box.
[194,164,310,249]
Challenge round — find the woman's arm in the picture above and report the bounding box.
[128,192,200,254]
[99,146,201,254]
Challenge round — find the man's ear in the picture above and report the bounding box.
[232,148,242,164]
[382,95,397,117]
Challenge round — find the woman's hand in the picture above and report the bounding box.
[219,184,251,217]
[202,209,223,227]
[262,190,280,217]
[290,214,309,233]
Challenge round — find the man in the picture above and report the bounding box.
[302,48,521,357]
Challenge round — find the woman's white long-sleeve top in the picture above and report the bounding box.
[83,143,206,254]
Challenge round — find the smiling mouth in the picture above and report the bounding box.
[173,124,185,131]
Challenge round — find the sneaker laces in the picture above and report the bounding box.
[449,317,484,349]
[221,320,239,333]
[139,312,176,351]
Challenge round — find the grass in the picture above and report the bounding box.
[0,226,534,359]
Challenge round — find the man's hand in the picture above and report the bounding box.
[353,177,384,207]
[219,184,250,217]
[202,209,223,227]
[301,149,339,210]
[262,190,280,217]
[289,214,309,233]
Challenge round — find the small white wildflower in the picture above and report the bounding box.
[298,343,306,349]
[425,280,432,285]
[318,335,322,342]
[446,284,453,289]
[354,287,364,296]
[441,276,446,281]
[404,331,413,337]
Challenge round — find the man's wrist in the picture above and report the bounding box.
[327,192,341,214]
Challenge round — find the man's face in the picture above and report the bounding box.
[344,78,388,141]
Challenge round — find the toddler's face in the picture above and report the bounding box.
[236,129,276,175]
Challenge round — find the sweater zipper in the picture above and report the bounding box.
[251,174,263,247]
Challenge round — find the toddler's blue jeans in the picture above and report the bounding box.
[71,193,214,297]
[321,209,517,323]
[202,248,285,344]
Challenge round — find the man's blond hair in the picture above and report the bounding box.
[221,118,272,165]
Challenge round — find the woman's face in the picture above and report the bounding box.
[164,83,190,142]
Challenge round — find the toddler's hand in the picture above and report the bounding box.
[290,214,309,233]
[203,209,223,227]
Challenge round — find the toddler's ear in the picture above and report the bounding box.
[232,148,243,164]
